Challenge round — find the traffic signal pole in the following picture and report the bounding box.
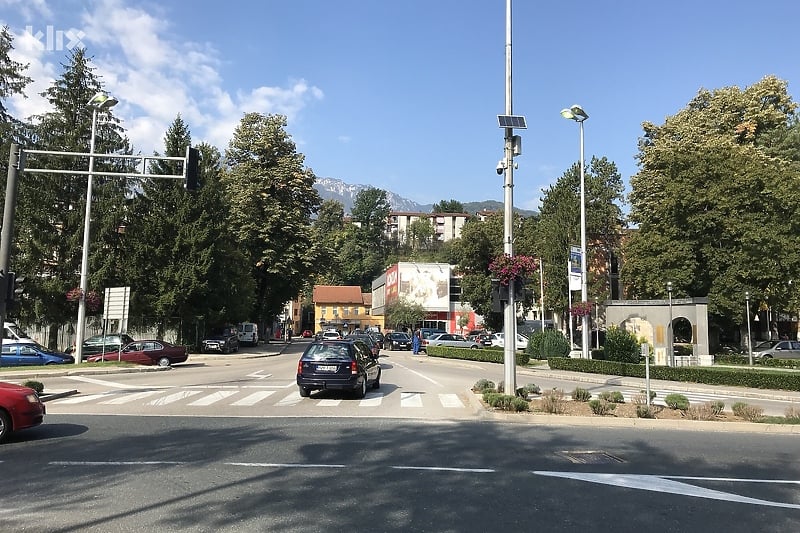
[0,143,22,332]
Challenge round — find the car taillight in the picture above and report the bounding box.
[297,361,303,374]
[350,361,358,374]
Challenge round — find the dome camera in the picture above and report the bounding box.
[496,160,505,175]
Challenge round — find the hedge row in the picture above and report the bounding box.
[426,345,530,366]
[547,357,800,391]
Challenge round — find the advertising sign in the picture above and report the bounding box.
[569,246,581,292]
[398,262,450,312]
[385,264,399,304]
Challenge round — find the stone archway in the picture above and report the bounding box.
[604,297,711,366]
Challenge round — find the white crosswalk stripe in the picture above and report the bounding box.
[231,390,276,406]
[50,387,469,411]
[148,390,202,406]
[439,393,465,408]
[400,392,424,408]
[188,390,239,406]
[100,390,161,404]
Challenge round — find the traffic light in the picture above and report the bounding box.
[5,271,24,313]
[184,146,200,191]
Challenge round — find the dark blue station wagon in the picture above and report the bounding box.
[296,339,382,399]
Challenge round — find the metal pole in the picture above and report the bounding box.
[74,108,98,364]
[0,144,21,332]
[746,291,753,366]
[594,296,599,350]
[502,0,516,394]
[579,120,589,360]
[539,258,545,334]
[568,275,573,353]
[667,282,673,366]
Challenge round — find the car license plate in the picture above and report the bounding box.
[317,365,338,372]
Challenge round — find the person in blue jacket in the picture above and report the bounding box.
[412,328,421,354]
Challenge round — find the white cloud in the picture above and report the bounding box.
[4,0,324,156]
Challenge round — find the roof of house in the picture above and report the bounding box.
[313,285,365,304]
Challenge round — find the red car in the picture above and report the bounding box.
[87,340,189,367]
[301,330,313,338]
[0,381,45,443]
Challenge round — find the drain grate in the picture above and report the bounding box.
[559,450,624,464]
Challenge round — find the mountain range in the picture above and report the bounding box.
[313,177,536,217]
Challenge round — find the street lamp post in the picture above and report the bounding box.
[561,104,589,360]
[594,296,599,350]
[745,291,753,366]
[74,92,118,364]
[667,281,674,366]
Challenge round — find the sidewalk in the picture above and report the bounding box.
[519,364,800,403]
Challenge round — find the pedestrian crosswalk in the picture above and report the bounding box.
[48,387,468,410]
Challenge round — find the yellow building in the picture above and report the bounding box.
[312,285,383,333]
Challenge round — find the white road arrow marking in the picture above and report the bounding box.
[247,370,272,379]
[533,471,800,509]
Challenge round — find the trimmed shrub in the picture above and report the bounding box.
[540,388,566,414]
[636,405,655,418]
[784,404,800,421]
[473,379,496,392]
[598,390,625,403]
[732,402,764,421]
[527,329,570,360]
[686,403,716,421]
[710,400,725,416]
[603,326,641,363]
[588,399,616,415]
[571,387,592,402]
[519,383,541,397]
[665,393,690,410]
[22,380,44,394]
[426,345,529,365]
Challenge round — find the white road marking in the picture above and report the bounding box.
[401,392,424,407]
[65,376,169,389]
[276,391,303,406]
[246,370,272,379]
[148,390,202,406]
[50,461,184,466]
[231,391,275,406]
[188,390,239,406]
[533,472,800,509]
[360,393,383,406]
[392,466,495,473]
[317,399,343,406]
[99,390,161,404]
[391,361,442,386]
[53,393,116,404]
[226,462,345,469]
[439,393,464,408]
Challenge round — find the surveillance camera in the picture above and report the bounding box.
[496,161,505,175]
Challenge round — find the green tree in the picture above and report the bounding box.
[624,75,800,330]
[14,48,131,346]
[311,199,346,284]
[384,298,426,331]
[351,186,390,241]
[123,116,253,336]
[0,25,32,154]
[406,217,435,251]
[432,199,465,213]
[222,113,321,322]
[535,156,625,316]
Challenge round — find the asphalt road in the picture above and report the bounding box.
[2,415,799,532]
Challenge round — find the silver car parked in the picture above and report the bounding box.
[751,340,800,360]
[426,333,480,349]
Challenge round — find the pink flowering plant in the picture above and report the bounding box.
[570,301,593,317]
[488,254,539,286]
[66,287,102,312]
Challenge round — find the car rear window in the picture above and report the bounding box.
[303,343,353,361]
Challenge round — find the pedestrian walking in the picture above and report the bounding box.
[412,328,421,354]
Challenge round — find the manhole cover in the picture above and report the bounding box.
[559,451,624,464]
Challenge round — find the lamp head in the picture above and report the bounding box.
[561,104,588,122]
[666,281,673,292]
[88,92,119,110]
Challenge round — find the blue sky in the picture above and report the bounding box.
[3,0,799,210]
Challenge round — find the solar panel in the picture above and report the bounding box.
[497,115,527,129]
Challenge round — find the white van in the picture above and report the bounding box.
[237,322,259,346]
[3,321,38,345]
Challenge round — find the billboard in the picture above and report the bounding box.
[385,264,400,305]
[398,262,450,312]
[569,246,581,291]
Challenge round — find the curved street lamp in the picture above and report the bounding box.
[561,104,589,359]
[74,92,118,364]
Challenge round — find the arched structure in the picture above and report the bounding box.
[603,298,711,366]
